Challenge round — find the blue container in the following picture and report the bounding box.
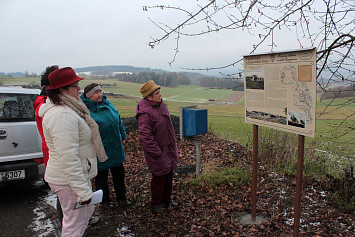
[183,108,208,136]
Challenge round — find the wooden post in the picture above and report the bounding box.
[293,135,305,236]
[251,124,258,220]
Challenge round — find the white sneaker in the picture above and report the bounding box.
[88,216,100,226]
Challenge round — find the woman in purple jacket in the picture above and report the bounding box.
[135,80,179,214]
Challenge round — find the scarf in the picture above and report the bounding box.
[61,94,108,162]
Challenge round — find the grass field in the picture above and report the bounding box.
[2,76,353,211]
[1,77,354,157]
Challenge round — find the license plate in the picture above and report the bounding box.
[0,170,25,182]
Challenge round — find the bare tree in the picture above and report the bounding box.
[144,0,354,141]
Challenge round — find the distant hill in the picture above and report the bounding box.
[1,72,25,77]
[320,83,355,100]
[179,72,208,84]
[73,65,244,90]
[0,65,243,90]
[73,65,213,84]
[74,65,166,75]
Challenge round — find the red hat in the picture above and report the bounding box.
[48,67,84,89]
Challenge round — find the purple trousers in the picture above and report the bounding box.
[151,170,173,206]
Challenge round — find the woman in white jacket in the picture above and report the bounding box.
[39,67,107,237]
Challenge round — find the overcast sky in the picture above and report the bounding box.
[0,0,305,75]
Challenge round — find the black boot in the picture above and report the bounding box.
[151,204,164,214]
[117,199,132,206]
[163,200,178,208]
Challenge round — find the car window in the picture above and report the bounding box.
[0,93,37,122]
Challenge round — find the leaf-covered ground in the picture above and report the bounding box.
[85,128,354,236]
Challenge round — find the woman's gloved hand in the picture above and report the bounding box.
[80,198,92,205]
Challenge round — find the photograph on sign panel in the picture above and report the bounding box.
[287,111,306,128]
[245,71,264,90]
[246,109,265,121]
[246,109,287,125]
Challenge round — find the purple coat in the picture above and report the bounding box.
[135,98,179,176]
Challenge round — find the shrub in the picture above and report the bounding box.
[327,165,355,214]
[182,165,251,191]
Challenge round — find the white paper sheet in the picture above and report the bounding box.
[74,189,103,209]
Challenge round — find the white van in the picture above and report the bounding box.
[0,86,45,185]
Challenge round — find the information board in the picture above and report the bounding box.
[244,48,317,137]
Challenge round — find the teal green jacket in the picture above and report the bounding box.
[81,94,126,170]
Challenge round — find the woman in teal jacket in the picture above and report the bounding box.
[81,83,131,208]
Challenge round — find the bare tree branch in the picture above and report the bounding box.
[148,0,216,48]
[144,0,355,141]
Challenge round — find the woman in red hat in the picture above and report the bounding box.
[38,67,107,237]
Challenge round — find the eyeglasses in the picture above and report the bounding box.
[68,82,80,88]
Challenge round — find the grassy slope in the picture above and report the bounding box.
[1,77,353,154]
[100,81,352,163]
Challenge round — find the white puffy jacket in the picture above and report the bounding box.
[39,99,97,202]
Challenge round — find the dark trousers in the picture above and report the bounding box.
[57,196,63,226]
[151,170,173,207]
[95,163,127,203]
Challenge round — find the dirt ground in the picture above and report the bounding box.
[226,91,244,102]
[84,118,354,236]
